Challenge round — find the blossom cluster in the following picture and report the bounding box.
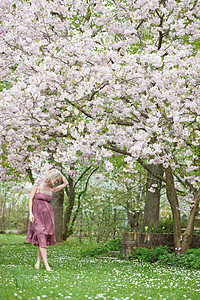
[0,0,199,204]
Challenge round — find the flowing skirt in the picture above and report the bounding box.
[25,197,56,247]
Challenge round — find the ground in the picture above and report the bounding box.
[0,235,200,299]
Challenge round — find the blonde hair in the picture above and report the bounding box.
[45,169,61,183]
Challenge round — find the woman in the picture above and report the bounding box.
[25,169,68,271]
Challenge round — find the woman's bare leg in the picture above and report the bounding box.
[39,246,52,271]
[34,247,41,269]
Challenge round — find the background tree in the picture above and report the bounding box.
[0,182,29,234]
[62,165,98,240]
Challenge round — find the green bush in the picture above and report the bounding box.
[130,246,200,270]
[184,248,200,256]
[150,215,194,234]
[104,238,121,252]
[151,216,174,233]
[80,238,121,257]
[130,246,169,263]
[158,252,175,265]
[159,252,200,269]
[81,239,200,270]
[175,253,200,269]
[80,245,107,257]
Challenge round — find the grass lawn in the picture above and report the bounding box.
[0,235,200,299]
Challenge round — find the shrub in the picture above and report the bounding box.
[129,246,200,270]
[150,215,192,234]
[80,238,121,257]
[184,248,200,256]
[104,238,121,252]
[80,245,107,257]
[159,252,200,270]
[130,246,169,263]
[151,216,174,233]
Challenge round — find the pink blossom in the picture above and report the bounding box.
[105,161,114,172]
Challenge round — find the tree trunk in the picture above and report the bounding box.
[0,197,6,233]
[126,203,143,232]
[180,189,200,253]
[143,164,163,231]
[51,189,64,243]
[165,166,182,253]
[62,176,75,240]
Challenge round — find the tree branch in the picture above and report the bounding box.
[26,168,35,184]
[172,155,197,194]
[69,167,98,232]
[104,142,167,182]
[74,166,92,189]
[136,19,145,30]
[137,158,167,183]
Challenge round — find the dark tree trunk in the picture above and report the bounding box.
[165,166,182,253]
[181,189,200,253]
[143,164,163,231]
[62,176,75,240]
[62,167,98,241]
[51,189,64,243]
[0,198,6,233]
[126,203,143,232]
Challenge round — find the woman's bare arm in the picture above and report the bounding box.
[53,173,68,193]
[29,186,37,223]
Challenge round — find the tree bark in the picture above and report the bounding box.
[0,197,6,233]
[62,176,75,240]
[51,189,64,243]
[126,203,143,232]
[181,189,200,253]
[165,166,182,253]
[143,164,163,231]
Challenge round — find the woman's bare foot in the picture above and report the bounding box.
[45,266,52,271]
[34,263,40,269]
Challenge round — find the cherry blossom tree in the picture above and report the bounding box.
[0,0,200,252]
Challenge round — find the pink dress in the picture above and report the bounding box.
[25,191,56,247]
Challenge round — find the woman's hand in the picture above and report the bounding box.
[29,212,34,223]
[52,173,68,193]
